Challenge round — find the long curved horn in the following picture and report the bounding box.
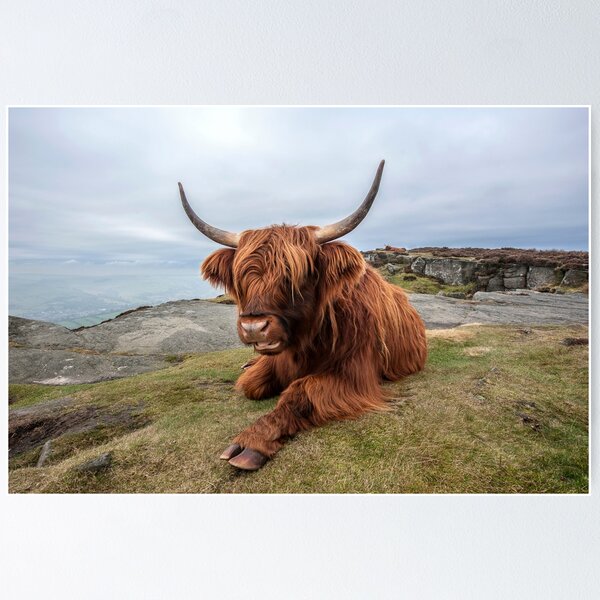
[314,160,385,244]
[178,182,240,248]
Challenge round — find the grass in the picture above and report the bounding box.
[553,284,589,295]
[205,294,236,304]
[384,270,587,297]
[9,383,94,409]
[8,325,588,494]
[384,271,477,296]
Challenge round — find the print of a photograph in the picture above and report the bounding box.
[8,106,589,493]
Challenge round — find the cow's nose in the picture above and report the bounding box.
[241,320,268,334]
[238,317,272,343]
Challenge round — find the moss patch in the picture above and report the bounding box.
[384,271,476,296]
[9,383,94,409]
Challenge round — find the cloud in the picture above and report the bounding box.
[9,107,589,268]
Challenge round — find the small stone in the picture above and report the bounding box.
[517,413,541,430]
[36,440,52,467]
[75,452,112,473]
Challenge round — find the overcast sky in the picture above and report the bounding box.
[8,106,589,321]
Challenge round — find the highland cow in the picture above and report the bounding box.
[179,161,427,470]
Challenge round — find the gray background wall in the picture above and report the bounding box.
[1,2,597,599]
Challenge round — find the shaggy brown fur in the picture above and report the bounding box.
[202,225,427,459]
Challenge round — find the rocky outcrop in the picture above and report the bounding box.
[424,258,477,286]
[527,266,560,289]
[9,300,242,385]
[363,249,588,293]
[561,269,588,287]
[9,293,588,386]
[409,290,588,329]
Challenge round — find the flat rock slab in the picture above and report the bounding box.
[10,300,241,354]
[9,292,588,385]
[410,290,588,329]
[9,347,168,385]
[10,300,242,385]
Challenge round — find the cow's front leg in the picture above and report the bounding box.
[221,377,314,469]
[222,369,384,470]
[235,353,295,400]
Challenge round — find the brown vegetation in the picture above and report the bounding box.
[409,247,588,270]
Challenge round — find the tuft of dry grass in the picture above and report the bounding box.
[426,326,478,343]
[463,346,492,357]
[205,294,236,304]
[9,325,588,494]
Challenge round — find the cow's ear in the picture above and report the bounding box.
[319,241,366,290]
[201,248,235,292]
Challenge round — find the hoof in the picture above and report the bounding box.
[228,448,268,471]
[220,443,243,460]
[240,356,258,371]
